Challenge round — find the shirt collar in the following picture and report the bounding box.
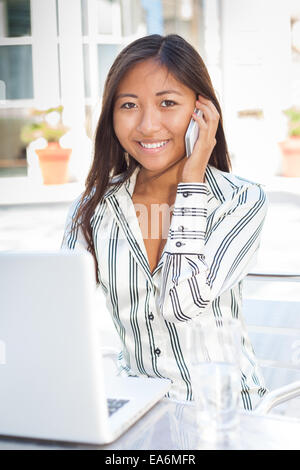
[103,164,234,210]
[103,166,140,200]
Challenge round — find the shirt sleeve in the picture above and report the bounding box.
[159,181,268,323]
[61,196,88,251]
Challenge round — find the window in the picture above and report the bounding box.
[0,0,34,175]
[0,0,206,179]
[81,0,205,136]
[1,0,31,37]
[0,0,60,177]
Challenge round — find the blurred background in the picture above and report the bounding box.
[1,0,300,271]
[1,1,300,413]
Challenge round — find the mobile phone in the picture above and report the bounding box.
[185,108,202,157]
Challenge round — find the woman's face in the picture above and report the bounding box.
[113,59,196,174]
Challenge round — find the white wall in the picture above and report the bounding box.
[219,0,292,180]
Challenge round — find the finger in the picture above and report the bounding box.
[197,96,220,120]
[198,95,219,111]
[191,112,215,153]
[192,103,218,150]
[192,109,208,130]
[195,104,219,144]
[194,105,217,141]
[196,100,219,124]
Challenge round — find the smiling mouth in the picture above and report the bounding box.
[138,140,169,150]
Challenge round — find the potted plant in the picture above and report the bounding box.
[21,106,72,185]
[279,107,300,177]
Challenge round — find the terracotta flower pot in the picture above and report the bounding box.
[279,137,300,177]
[35,142,72,185]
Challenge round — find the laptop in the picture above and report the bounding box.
[0,250,171,445]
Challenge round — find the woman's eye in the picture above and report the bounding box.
[161,100,176,107]
[121,102,137,109]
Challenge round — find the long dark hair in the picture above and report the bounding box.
[72,34,231,282]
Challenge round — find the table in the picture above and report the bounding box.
[0,399,299,450]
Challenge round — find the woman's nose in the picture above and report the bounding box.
[136,107,161,135]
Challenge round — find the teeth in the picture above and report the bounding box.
[140,141,168,149]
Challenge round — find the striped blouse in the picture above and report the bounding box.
[62,164,268,410]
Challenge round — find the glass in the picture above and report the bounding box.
[97,44,121,95]
[0,108,31,178]
[0,45,33,99]
[189,316,241,442]
[141,0,164,35]
[162,0,204,51]
[97,0,120,35]
[0,0,31,37]
[55,0,60,36]
[81,0,89,36]
[121,0,146,37]
[83,44,91,98]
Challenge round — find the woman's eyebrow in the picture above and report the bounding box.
[156,90,183,96]
[115,90,183,101]
[115,93,138,101]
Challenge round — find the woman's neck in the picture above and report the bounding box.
[134,158,186,202]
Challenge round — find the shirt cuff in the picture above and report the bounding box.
[167,183,209,254]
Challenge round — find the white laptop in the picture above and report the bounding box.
[0,250,170,445]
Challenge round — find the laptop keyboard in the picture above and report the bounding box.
[107,398,130,416]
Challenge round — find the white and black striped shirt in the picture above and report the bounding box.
[62,165,268,409]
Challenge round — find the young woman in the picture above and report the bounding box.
[62,34,268,409]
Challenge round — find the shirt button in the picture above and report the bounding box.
[148,313,154,320]
[154,348,161,356]
[178,225,184,231]
[183,192,190,198]
[176,241,182,247]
